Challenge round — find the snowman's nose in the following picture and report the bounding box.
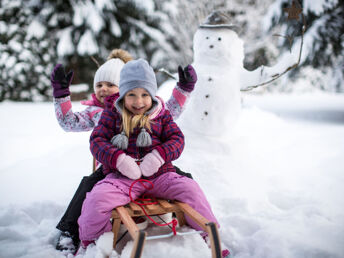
[209,45,214,48]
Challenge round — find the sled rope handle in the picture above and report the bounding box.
[129,179,178,235]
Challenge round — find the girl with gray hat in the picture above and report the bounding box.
[78,59,219,253]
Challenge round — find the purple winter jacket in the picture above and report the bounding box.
[90,96,185,179]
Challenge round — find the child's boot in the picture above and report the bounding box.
[75,240,95,256]
[55,231,79,255]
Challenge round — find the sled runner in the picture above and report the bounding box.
[111,199,222,258]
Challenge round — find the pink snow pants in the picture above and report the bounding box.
[78,172,219,241]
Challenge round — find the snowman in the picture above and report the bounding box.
[176,11,292,137]
[177,11,246,136]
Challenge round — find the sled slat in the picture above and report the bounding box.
[144,203,160,213]
[157,199,174,212]
[129,202,143,215]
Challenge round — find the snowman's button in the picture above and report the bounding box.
[205,94,209,98]
[204,111,208,116]
[208,77,213,82]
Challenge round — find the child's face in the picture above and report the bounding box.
[124,88,152,115]
[95,81,119,104]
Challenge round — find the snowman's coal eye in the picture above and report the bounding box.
[218,37,222,41]
[206,37,209,39]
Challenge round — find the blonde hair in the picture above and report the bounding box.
[121,103,152,138]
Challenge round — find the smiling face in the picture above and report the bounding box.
[124,88,152,115]
[95,81,119,103]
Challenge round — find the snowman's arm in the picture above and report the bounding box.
[240,50,299,90]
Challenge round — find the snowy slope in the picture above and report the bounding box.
[0,93,344,258]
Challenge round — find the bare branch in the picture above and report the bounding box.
[241,2,306,92]
[90,56,100,68]
[157,68,177,80]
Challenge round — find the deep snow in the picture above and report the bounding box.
[0,92,344,258]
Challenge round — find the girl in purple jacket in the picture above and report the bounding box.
[51,49,197,253]
[78,59,219,249]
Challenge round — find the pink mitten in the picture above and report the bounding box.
[116,154,141,180]
[140,149,164,177]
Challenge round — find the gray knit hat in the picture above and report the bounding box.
[115,59,158,114]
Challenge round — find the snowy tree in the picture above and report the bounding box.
[0,0,185,101]
[0,0,57,101]
[51,0,186,91]
[263,0,344,92]
[2,0,341,101]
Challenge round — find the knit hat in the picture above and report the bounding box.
[115,59,158,114]
[93,58,125,91]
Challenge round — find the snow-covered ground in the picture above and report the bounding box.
[0,92,344,258]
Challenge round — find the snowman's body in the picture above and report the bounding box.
[179,28,245,136]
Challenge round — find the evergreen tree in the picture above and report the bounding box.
[0,0,183,101]
[0,0,57,101]
[264,0,344,92]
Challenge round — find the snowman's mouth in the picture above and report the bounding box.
[209,45,214,48]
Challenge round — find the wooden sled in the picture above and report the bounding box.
[111,199,222,258]
[92,157,222,257]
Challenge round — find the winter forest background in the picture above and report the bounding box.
[1,1,344,258]
[0,0,343,102]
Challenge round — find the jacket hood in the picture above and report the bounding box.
[148,96,165,120]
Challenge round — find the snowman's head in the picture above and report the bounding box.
[193,28,244,68]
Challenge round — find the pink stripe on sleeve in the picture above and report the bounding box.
[172,88,187,106]
[60,101,72,116]
[89,109,102,119]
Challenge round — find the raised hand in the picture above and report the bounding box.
[50,64,74,98]
[177,64,197,92]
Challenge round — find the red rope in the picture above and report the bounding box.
[129,179,178,235]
